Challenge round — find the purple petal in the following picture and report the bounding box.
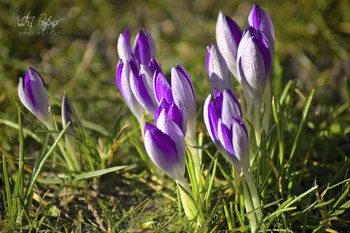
[117,61,144,119]
[154,72,173,103]
[206,44,232,91]
[134,29,156,65]
[116,60,124,96]
[216,11,242,80]
[218,120,235,157]
[130,72,157,115]
[148,57,162,76]
[117,29,133,61]
[171,65,197,131]
[203,94,220,144]
[154,99,171,124]
[168,102,186,134]
[232,117,249,163]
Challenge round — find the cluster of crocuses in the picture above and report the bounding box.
[214,4,275,144]
[203,4,273,231]
[115,4,274,231]
[116,29,203,224]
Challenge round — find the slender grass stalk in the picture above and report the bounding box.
[176,179,204,228]
[186,132,202,197]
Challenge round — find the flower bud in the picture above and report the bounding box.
[206,44,232,91]
[216,11,242,81]
[237,27,272,99]
[144,110,185,181]
[18,67,51,127]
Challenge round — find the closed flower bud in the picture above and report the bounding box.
[117,29,133,62]
[144,110,186,181]
[61,95,74,132]
[248,4,275,51]
[18,67,52,127]
[206,44,232,91]
[203,89,248,167]
[171,65,197,138]
[237,27,272,99]
[216,11,242,81]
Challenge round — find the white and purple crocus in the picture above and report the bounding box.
[144,109,186,182]
[203,89,249,169]
[237,27,272,100]
[18,67,52,128]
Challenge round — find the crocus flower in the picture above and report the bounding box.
[248,4,275,51]
[116,60,144,121]
[18,67,52,128]
[203,89,249,167]
[117,28,156,66]
[130,64,158,115]
[144,109,186,181]
[206,44,232,91]
[216,11,242,81]
[171,65,197,140]
[237,27,272,99]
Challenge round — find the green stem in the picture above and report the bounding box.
[47,124,77,172]
[242,179,258,233]
[262,80,272,134]
[243,169,264,226]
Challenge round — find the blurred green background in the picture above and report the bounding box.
[0,0,349,174]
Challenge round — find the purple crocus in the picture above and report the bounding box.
[116,60,144,120]
[216,11,242,81]
[144,109,186,181]
[203,89,249,167]
[18,67,52,127]
[248,4,275,51]
[237,27,272,99]
[117,28,156,66]
[206,44,232,91]
[171,65,197,139]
